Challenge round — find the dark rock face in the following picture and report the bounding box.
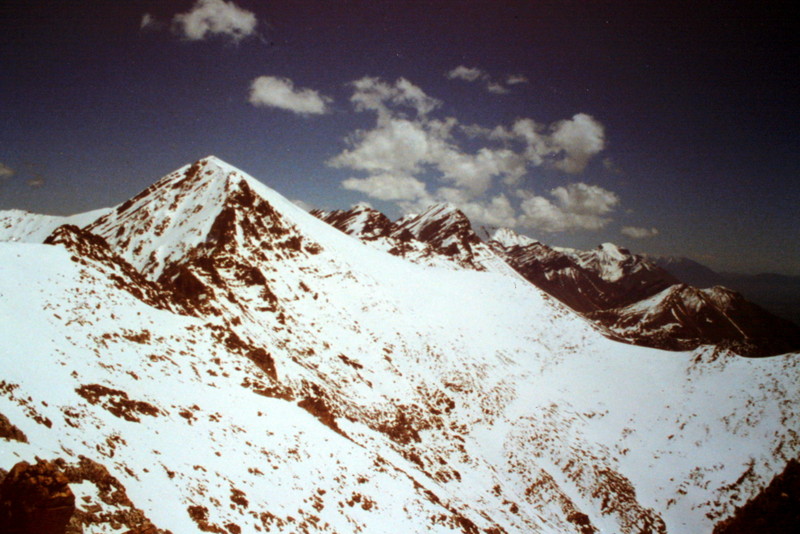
[314,203,492,270]
[588,285,800,357]
[56,456,171,534]
[491,241,618,313]
[714,459,800,534]
[0,413,28,443]
[311,205,395,240]
[395,204,482,250]
[0,459,75,534]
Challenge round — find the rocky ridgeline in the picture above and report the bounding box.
[0,156,798,533]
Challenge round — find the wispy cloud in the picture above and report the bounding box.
[446,65,528,94]
[248,76,331,115]
[621,226,659,239]
[27,176,45,189]
[517,183,620,232]
[140,13,164,31]
[548,114,606,173]
[0,162,14,181]
[446,66,485,82]
[172,0,257,42]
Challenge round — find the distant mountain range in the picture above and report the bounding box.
[649,256,800,327]
[1,156,797,533]
[314,205,800,357]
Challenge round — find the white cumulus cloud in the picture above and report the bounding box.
[249,76,331,115]
[342,173,429,202]
[518,183,619,233]
[173,0,257,42]
[550,182,618,216]
[549,113,606,173]
[435,147,526,196]
[349,77,441,119]
[457,194,517,228]
[331,76,619,234]
[473,115,605,175]
[621,226,659,239]
[330,118,435,173]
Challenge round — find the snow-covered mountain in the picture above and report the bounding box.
[475,228,800,356]
[313,202,516,274]
[1,156,798,533]
[651,255,800,327]
[587,284,800,357]
[561,243,679,305]
[485,230,618,314]
[0,207,112,244]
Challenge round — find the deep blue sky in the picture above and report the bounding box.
[1,0,798,274]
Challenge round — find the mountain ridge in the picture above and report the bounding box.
[651,255,800,326]
[311,206,798,356]
[1,156,798,533]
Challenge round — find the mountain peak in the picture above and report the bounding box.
[590,281,800,356]
[83,157,305,279]
[487,227,539,249]
[597,242,631,258]
[312,203,394,240]
[196,156,260,189]
[395,203,476,246]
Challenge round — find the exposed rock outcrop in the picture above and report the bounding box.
[0,459,75,534]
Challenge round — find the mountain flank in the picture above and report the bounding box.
[1,156,798,533]
[316,205,800,357]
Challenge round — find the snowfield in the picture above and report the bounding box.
[1,156,798,533]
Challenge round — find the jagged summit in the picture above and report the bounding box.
[85,156,316,280]
[311,201,517,274]
[597,241,631,258]
[486,227,539,249]
[571,242,638,282]
[559,241,679,304]
[394,203,480,254]
[310,203,394,241]
[311,197,799,356]
[397,202,458,221]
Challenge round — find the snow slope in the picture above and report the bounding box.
[1,156,798,533]
[0,207,111,243]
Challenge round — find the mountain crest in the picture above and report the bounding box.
[85,157,321,280]
[485,227,539,249]
[310,204,394,241]
[394,202,480,254]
